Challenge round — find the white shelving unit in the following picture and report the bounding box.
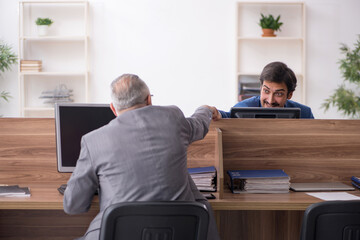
[18,0,89,117]
[236,2,306,104]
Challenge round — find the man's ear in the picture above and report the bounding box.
[110,103,118,116]
[287,91,293,100]
[147,94,152,105]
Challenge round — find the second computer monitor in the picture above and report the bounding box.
[230,107,300,119]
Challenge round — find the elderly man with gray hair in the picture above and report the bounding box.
[64,74,221,240]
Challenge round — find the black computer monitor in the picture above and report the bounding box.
[55,103,116,172]
[230,107,301,119]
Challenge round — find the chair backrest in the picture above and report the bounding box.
[300,200,360,240]
[99,201,209,240]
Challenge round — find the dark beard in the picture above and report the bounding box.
[263,101,280,107]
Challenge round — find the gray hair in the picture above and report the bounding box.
[111,74,150,111]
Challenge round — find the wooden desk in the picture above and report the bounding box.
[2,185,359,240]
[1,183,345,211]
[1,118,360,240]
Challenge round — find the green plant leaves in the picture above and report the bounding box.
[35,18,53,26]
[0,42,17,73]
[322,36,360,118]
[339,40,360,84]
[322,85,360,117]
[0,41,17,102]
[259,14,283,31]
[0,91,11,102]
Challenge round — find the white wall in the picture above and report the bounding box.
[1,0,360,118]
[0,0,19,117]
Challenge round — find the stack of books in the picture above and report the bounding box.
[228,169,290,193]
[0,185,31,197]
[188,166,217,192]
[20,60,42,72]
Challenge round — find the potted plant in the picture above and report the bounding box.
[0,41,17,102]
[35,17,54,36]
[322,36,360,118]
[258,13,283,37]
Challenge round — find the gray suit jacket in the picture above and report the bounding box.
[63,105,218,239]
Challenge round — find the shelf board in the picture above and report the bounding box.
[238,72,303,78]
[20,36,87,41]
[238,37,303,41]
[238,1,303,5]
[21,1,87,4]
[20,71,87,76]
[23,107,55,117]
[237,72,260,76]
[24,107,53,111]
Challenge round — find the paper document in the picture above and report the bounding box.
[0,185,31,197]
[306,192,360,201]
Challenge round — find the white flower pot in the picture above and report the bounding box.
[37,25,49,36]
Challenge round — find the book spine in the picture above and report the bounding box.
[351,181,360,190]
[351,176,360,185]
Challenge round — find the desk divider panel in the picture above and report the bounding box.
[217,119,360,188]
[0,118,70,184]
[215,128,223,199]
[183,118,360,198]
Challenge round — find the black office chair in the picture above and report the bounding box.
[99,201,209,240]
[300,200,360,240]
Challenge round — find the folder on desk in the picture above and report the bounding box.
[0,185,31,197]
[290,182,355,192]
[351,176,360,190]
[227,169,290,194]
[188,166,217,192]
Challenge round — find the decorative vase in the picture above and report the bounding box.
[37,25,49,36]
[262,28,276,37]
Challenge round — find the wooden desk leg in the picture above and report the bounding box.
[214,210,221,233]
